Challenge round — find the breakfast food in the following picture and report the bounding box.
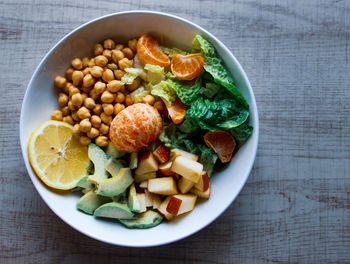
[28,34,253,229]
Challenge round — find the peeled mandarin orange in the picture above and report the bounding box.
[28,120,89,190]
[109,103,163,152]
[136,34,170,67]
[204,130,236,163]
[170,53,204,80]
[166,97,187,124]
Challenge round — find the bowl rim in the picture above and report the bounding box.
[20,10,259,247]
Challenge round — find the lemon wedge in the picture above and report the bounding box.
[28,120,89,190]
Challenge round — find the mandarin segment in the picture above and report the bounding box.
[136,34,170,67]
[204,130,236,163]
[170,53,204,80]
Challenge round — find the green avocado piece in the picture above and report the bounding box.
[105,141,126,158]
[76,190,110,215]
[112,190,128,204]
[129,152,138,170]
[128,184,141,212]
[105,157,123,176]
[119,210,163,229]
[77,174,93,189]
[94,202,134,219]
[88,143,109,179]
[86,161,94,174]
[88,168,133,197]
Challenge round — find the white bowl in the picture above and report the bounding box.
[20,11,259,247]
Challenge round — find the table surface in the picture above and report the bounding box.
[1,0,349,263]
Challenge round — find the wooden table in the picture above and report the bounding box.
[1,0,349,263]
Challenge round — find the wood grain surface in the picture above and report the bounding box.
[1,0,349,263]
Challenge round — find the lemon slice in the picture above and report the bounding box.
[28,120,89,190]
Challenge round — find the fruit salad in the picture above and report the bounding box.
[28,34,253,229]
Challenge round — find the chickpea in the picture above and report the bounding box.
[114,103,125,115]
[79,119,92,133]
[68,101,78,111]
[125,94,133,106]
[95,136,108,147]
[127,77,140,91]
[69,86,80,97]
[51,110,63,121]
[99,123,109,135]
[112,49,124,63]
[115,44,124,50]
[115,92,125,103]
[94,81,106,94]
[142,95,155,105]
[101,112,112,125]
[63,116,74,125]
[90,66,103,78]
[72,124,80,135]
[79,135,91,146]
[72,70,84,86]
[101,91,115,103]
[61,106,70,116]
[128,39,137,52]
[94,55,108,67]
[58,93,68,107]
[71,111,80,121]
[81,93,88,101]
[122,47,133,59]
[77,106,91,120]
[84,97,96,109]
[88,58,95,67]
[83,74,95,87]
[80,86,91,94]
[87,127,99,138]
[107,63,118,70]
[72,58,83,70]
[71,93,83,107]
[103,49,112,61]
[102,69,114,83]
[94,43,104,56]
[65,68,74,81]
[93,104,103,115]
[82,57,90,68]
[154,101,164,112]
[104,38,115,49]
[82,67,91,76]
[64,82,73,94]
[103,104,114,115]
[118,58,133,70]
[54,76,67,89]
[91,115,102,128]
[107,80,124,93]
[89,88,99,101]
[114,69,125,80]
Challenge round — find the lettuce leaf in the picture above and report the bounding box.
[121,68,142,84]
[160,46,188,58]
[144,64,164,74]
[150,81,177,106]
[166,75,202,105]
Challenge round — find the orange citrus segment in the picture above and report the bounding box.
[136,34,170,67]
[170,53,204,80]
[28,120,89,190]
[204,131,236,163]
[166,97,187,124]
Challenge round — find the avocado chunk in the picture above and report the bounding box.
[88,143,109,179]
[85,160,94,174]
[76,190,110,215]
[119,210,163,229]
[88,168,133,197]
[129,152,138,170]
[77,174,93,189]
[112,190,128,204]
[105,141,126,158]
[105,157,123,176]
[128,184,141,212]
[94,202,134,219]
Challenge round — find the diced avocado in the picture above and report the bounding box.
[88,168,133,197]
[94,202,134,219]
[119,210,163,229]
[105,141,126,158]
[77,174,93,189]
[112,191,128,204]
[128,184,141,212]
[129,152,138,170]
[88,143,109,179]
[86,161,94,174]
[105,157,123,176]
[76,190,110,215]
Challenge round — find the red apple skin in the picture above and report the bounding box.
[153,145,170,163]
[138,151,151,163]
[201,172,210,192]
[171,174,180,181]
[166,196,182,215]
[158,161,176,176]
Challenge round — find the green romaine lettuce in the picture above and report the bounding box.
[144,64,164,74]
[160,46,188,58]
[121,68,142,84]
[149,81,177,106]
[166,75,202,105]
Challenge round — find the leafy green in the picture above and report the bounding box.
[130,87,150,103]
[160,46,188,58]
[192,35,216,57]
[149,81,177,106]
[199,146,217,177]
[203,82,220,98]
[121,68,142,84]
[144,64,164,74]
[166,76,202,105]
[229,121,253,146]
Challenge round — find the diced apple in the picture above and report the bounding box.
[157,196,174,221]
[171,156,203,183]
[171,174,180,181]
[139,181,148,188]
[193,171,210,192]
[135,151,158,175]
[153,145,170,163]
[148,177,178,195]
[167,194,197,216]
[190,182,211,199]
[178,177,195,194]
[136,193,147,213]
[170,148,199,162]
[152,194,162,209]
[166,196,182,215]
[144,190,153,207]
[159,161,176,176]
[134,171,156,183]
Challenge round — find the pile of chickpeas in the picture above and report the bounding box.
[51,38,165,147]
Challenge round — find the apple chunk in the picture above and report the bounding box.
[152,194,162,209]
[193,171,210,192]
[134,151,158,175]
[157,196,174,221]
[159,161,175,176]
[190,182,211,199]
[148,177,178,195]
[170,148,199,162]
[134,171,156,183]
[136,193,147,213]
[153,145,170,163]
[166,194,197,216]
[171,156,203,183]
[166,196,182,215]
[178,177,195,194]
